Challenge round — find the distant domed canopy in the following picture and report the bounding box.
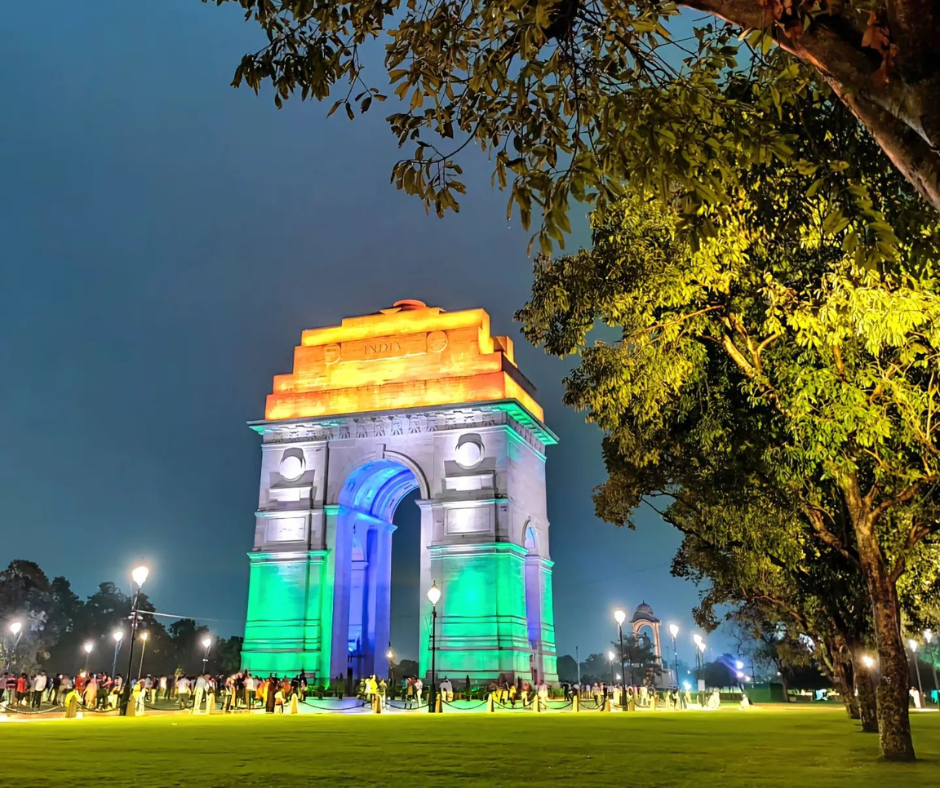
[632,602,660,623]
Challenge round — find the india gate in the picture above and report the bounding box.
[242,300,558,685]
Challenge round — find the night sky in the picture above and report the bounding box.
[1,1,716,665]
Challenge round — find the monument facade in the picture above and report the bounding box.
[242,300,558,685]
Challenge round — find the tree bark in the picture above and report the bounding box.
[682,0,940,212]
[849,501,916,760]
[831,640,861,720]
[856,657,880,733]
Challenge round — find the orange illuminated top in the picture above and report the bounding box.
[264,300,545,423]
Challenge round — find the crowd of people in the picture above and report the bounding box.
[0,670,317,714]
[1,668,712,714]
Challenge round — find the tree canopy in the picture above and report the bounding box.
[0,560,240,677]
[206,0,940,248]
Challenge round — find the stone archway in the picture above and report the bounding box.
[241,301,559,684]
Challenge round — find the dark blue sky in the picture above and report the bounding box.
[1,0,716,664]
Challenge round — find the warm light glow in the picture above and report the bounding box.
[131,565,149,587]
[140,631,149,642]
[669,623,679,639]
[202,636,212,650]
[83,641,93,654]
[608,650,615,661]
[862,655,875,668]
[614,609,626,626]
[113,631,123,642]
[427,581,442,607]
[926,629,933,644]
[263,301,548,427]
[909,639,918,652]
[9,621,21,636]
[386,649,394,660]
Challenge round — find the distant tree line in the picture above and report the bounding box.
[0,560,242,677]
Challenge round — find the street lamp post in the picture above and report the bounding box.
[83,641,93,673]
[614,609,627,708]
[910,639,925,703]
[607,650,616,697]
[694,637,706,705]
[5,621,23,672]
[386,648,394,684]
[669,624,679,685]
[121,564,149,716]
[925,630,939,704]
[111,631,123,676]
[201,636,212,673]
[138,631,149,678]
[427,581,441,713]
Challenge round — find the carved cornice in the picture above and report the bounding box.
[249,399,556,453]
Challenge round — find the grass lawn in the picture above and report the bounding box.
[2,706,939,787]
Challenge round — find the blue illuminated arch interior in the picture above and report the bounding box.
[339,459,419,521]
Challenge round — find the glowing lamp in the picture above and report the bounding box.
[131,565,149,588]
[607,650,615,662]
[736,671,744,679]
[925,629,933,644]
[113,631,123,642]
[83,641,93,654]
[614,609,626,626]
[909,639,918,652]
[9,621,21,636]
[683,681,691,691]
[735,660,744,670]
[669,624,679,639]
[698,642,706,653]
[140,631,149,641]
[616,674,622,681]
[386,649,393,660]
[693,633,703,646]
[862,655,875,668]
[202,636,212,650]
[427,582,442,607]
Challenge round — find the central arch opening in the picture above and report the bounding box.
[335,458,421,681]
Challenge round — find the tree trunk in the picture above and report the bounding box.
[855,658,880,733]
[832,643,861,720]
[854,517,915,760]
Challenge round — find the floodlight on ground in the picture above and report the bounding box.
[131,565,149,588]
[614,609,626,625]
[427,582,442,607]
[669,623,679,639]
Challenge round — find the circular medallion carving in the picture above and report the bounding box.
[454,435,484,468]
[427,330,448,353]
[324,344,341,365]
[279,454,305,481]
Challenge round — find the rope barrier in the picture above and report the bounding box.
[442,699,489,711]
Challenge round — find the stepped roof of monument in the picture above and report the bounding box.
[261,300,548,430]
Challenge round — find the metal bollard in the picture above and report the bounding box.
[573,694,579,713]
[486,693,495,713]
